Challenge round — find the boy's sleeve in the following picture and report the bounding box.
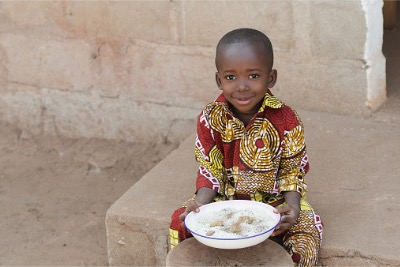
[277,112,309,196]
[194,110,225,195]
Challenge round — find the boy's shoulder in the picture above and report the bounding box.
[200,94,229,115]
[259,93,300,120]
[260,95,304,131]
[269,102,304,131]
[273,101,299,117]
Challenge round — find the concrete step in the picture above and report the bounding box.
[106,109,400,266]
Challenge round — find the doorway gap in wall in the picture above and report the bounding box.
[382,1,400,99]
[375,1,400,122]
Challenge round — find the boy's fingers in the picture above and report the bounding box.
[179,210,189,221]
[272,228,285,236]
[187,200,203,212]
[280,214,296,227]
[179,205,200,221]
[278,204,291,213]
[273,205,292,216]
[178,212,185,221]
[272,222,290,236]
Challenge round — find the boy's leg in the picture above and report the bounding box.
[282,199,323,267]
[268,235,284,246]
[169,207,192,250]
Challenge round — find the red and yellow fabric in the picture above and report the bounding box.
[195,92,307,199]
[169,92,323,267]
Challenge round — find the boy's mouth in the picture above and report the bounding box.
[235,96,252,105]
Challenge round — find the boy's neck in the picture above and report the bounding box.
[235,113,254,127]
[230,101,263,127]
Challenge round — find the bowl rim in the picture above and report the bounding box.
[184,200,281,241]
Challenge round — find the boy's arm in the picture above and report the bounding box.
[276,112,308,197]
[195,187,217,204]
[283,191,301,212]
[195,110,226,196]
[273,109,307,236]
[272,191,301,236]
[178,187,217,221]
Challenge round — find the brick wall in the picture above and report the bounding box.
[0,1,386,144]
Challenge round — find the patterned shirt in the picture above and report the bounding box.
[195,92,309,201]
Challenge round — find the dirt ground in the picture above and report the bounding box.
[0,121,176,266]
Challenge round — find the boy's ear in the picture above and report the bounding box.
[215,72,222,89]
[268,69,278,88]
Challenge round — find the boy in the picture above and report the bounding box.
[169,28,323,267]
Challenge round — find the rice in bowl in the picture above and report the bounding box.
[184,200,280,249]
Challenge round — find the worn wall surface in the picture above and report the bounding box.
[0,1,386,144]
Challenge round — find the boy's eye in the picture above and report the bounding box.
[249,74,259,79]
[225,75,236,80]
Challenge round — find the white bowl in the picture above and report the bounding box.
[184,200,281,249]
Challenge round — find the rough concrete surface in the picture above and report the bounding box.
[106,103,400,266]
[166,238,293,266]
[0,2,387,148]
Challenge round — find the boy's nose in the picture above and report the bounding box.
[237,79,249,91]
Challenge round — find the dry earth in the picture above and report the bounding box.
[0,121,176,266]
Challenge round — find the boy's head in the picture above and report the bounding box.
[215,28,274,72]
[214,28,277,120]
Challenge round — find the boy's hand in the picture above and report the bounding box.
[179,199,203,224]
[179,187,217,227]
[271,204,300,237]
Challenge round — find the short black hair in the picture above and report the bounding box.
[215,28,274,70]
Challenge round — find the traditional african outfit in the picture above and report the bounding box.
[169,92,323,267]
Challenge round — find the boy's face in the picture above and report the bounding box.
[215,43,276,117]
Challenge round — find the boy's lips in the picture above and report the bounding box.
[234,95,253,105]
